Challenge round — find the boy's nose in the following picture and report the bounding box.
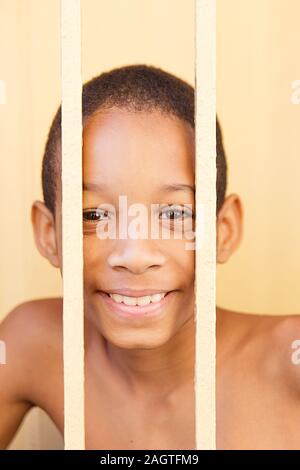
[107,239,167,275]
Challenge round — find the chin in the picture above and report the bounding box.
[101,328,174,351]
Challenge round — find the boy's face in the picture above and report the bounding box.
[55,107,196,349]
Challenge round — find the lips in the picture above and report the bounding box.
[97,289,175,318]
[101,288,171,297]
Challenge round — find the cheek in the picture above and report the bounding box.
[83,236,104,266]
[179,251,195,285]
[164,239,195,284]
[83,237,111,289]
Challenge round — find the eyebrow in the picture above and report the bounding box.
[83,182,195,194]
[83,182,107,192]
[159,183,195,194]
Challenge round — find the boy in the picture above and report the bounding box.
[0,65,300,450]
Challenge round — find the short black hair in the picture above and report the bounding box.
[42,64,227,216]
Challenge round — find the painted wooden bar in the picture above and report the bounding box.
[61,0,85,450]
[195,0,217,450]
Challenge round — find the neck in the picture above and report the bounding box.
[105,315,196,400]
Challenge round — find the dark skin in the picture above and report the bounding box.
[0,107,300,449]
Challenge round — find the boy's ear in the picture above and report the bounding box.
[31,201,60,268]
[216,194,243,264]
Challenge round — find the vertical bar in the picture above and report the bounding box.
[61,0,85,450]
[195,0,216,450]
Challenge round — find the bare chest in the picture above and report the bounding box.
[216,365,300,449]
[84,382,196,450]
[37,343,300,450]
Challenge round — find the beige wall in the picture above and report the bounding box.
[216,0,300,314]
[0,0,299,449]
[0,0,62,318]
[0,0,63,450]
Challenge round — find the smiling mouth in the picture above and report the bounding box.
[97,290,175,317]
[103,291,170,307]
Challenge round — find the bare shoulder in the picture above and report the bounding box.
[1,297,63,352]
[266,313,300,393]
[0,297,63,402]
[217,306,300,393]
[0,298,63,448]
[217,305,300,339]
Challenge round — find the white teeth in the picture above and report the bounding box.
[150,293,164,303]
[123,296,137,306]
[137,296,151,306]
[109,292,166,306]
[110,294,123,303]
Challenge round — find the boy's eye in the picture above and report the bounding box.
[83,206,194,222]
[159,205,194,221]
[83,209,110,222]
